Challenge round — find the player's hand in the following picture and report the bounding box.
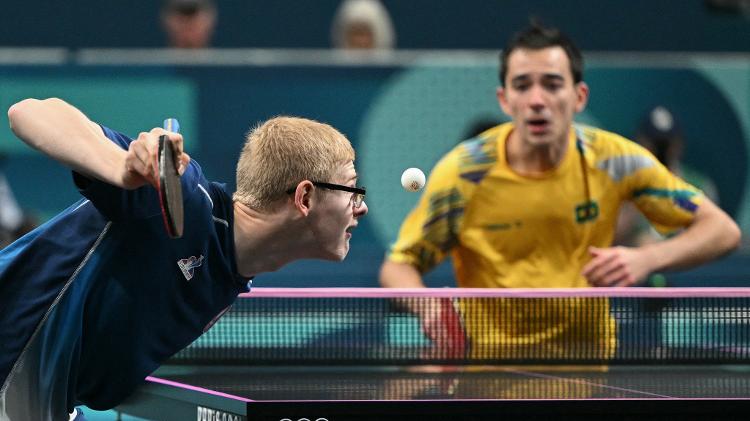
[582,246,652,287]
[417,298,467,360]
[122,128,190,189]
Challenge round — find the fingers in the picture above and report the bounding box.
[126,145,153,181]
[419,298,466,360]
[581,247,619,282]
[594,266,634,287]
[123,135,156,188]
[124,128,187,188]
[159,128,187,175]
[418,298,444,341]
[178,152,191,176]
[582,246,641,287]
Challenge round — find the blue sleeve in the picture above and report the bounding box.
[74,125,205,222]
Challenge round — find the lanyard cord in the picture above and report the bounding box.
[576,138,592,206]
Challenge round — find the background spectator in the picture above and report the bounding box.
[161,0,217,49]
[615,106,719,247]
[330,0,396,50]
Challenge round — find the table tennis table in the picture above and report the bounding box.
[115,288,750,420]
[115,364,750,420]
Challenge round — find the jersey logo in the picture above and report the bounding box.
[177,255,205,281]
[575,201,599,223]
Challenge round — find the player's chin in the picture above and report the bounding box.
[321,251,349,262]
[526,129,553,144]
[318,239,351,262]
[333,242,351,261]
[336,238,353,261]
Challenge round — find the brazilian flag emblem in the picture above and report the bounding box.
[575,201,599,223]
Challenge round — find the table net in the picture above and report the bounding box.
[169,288,750,365]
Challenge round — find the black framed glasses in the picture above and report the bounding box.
[286,182,366,208]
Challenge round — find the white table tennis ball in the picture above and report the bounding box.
[401,167,426,192]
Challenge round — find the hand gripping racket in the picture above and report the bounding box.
[156,118,183,239]
[419,298,467,361]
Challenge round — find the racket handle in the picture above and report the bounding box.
[163,118,180,133]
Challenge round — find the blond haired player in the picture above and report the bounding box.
[0,98,367,420]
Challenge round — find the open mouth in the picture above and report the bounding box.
[527,118,550,133]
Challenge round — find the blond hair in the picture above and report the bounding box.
[233,116,355,210]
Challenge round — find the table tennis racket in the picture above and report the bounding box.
[437,298,467,360]
[157,118,183,239]
[420,298,467,361]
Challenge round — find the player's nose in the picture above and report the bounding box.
[528,85,547,108]
[355,200,368,217]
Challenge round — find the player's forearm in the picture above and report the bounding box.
[641,199,741,272]
[8,98,127,187]
[379,260,426,288]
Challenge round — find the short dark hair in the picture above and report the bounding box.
[499,22,583,86]
[163,0,214,16]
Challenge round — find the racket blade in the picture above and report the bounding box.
[158,134,184,238]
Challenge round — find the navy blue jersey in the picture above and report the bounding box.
[0,126,250,420]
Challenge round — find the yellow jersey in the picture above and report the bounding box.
[387,122,702,361]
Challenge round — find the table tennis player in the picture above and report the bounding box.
[0,97,367,420]
[379,22,740,361]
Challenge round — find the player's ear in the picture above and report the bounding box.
[497,86,511,115]
[574,81,589,113]
[290,180,314,216]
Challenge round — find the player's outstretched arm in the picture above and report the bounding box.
[8,98,187,190]
[380,260,426,288]
[8,98,127,186]
[583,197,741,287]
[641,197,741,270]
